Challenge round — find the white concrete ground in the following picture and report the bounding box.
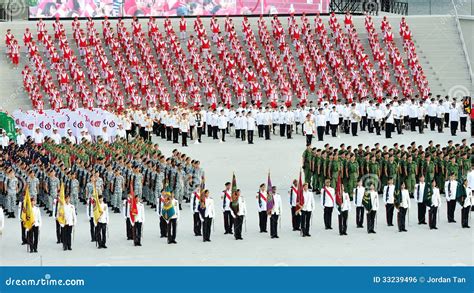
[0,127,472,266]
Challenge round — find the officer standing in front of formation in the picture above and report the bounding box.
[93,195,107,249]
[269,186,282,239]
[289,179,300,231]
[222,182,233,234]
[230,189,246,240]
[256,183,268,233]
[200,189,215,242]
[366,184,379,234]
[156,190,167,239]
[429,181,441,229]
[123,193,133,240]
[27,197,41,253]
[413,176,427,225]
[460,179,472,228]
[52,193,62,244]
[353,180,365,228]
[303,114,314,146]
[321,179,335,230]
[397,182,410,232]
[190,187,202,236]
[62,195,76,251]
[382,178,395,226]
[338,185,351,236]
[445,174,458,223]
[301,183,315,237]
[134,197,145,246]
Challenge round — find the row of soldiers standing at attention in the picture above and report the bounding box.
[302,139,472,195]
[0,135,205,223]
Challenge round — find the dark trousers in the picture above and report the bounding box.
[417,202,427,224]
[223,210,233,233]
[338,210,348,235]
[301,211,311,236]
[461,206,470,227]
[436,117,443,132]
[96,222,106,247]
[270,214,279,237]
[89,218,96,241]
[159,217,168,237]
[247,130,254,143]
[317,126,325,141]
[21,222,27,244]
[234,216,244,239]
[450,121,458,136]
[444,112,449,126]
[258,125,264,137]
[166,127,172,140]
[235,129,241,138]
[181,132,188,146]
[126,218,132,240]
[351,122,358,136]
[62,225,72,250]
[203,217,212,241]
[374,121,381,135]
[291,206,301,230]
[447,200,456,222]
[207,124,212,136]
[241,129,246,141]
[220,129,226,141]
[27,226,39,252]
[193,212,202,236]
[429,206,438,228]
[361,116,367,131]
[385,123,393,138]
[134,222,142,245]
[460,117,467,131]
[286,125,292,139]
[56,220,62,243]
[212,126,219,139]
[343,120,350,134]
[429,116,436,130]
[418,119,424,133]
[356,206,364,227]
[385,204,394,226]
[409,117,417,131]
[167,218,177,243]
[330,124,338,137]
[368,118,374,133]
[398,207,407,231]
[189,126,194,140]
[280,124,286,137]
[197,127,203,142]
[323,206,333,229]
[264,125,270,139]
[295,122,300,133]
[367,210,376,233]
[172,128,179,143]
[305,134,312,146]
[258,211,267,232]
[325,122,330,135]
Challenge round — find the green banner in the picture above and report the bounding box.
[0,112,17,141]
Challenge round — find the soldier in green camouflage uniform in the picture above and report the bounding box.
[302,145,313,187]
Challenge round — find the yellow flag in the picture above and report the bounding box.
[93,186,103,225]
[57,183,66,226]
[21,186,35,230]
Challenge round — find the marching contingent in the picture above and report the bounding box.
[0,134,473,253]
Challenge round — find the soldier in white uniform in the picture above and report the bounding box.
[460,179,472,228]
[382,178,395,226]
[96,195,109,249]
[246,112,255,144]
[289,179,300,231]
[221,182,233,234]
[444,174,458,223]
[413,176,427,225]
[397,182,410,232]
[27,197,42,253]
[429,181,441,229]
[321,179,335,229]
[366,184,379,234]
[61,195,77,251]
[301,183,315,237]
[353,180,365,228]
[269,186,282,239]
[200,189,215,242]
[256,183,268,233]
[230,189,246,240]
[338,185,351,236]
[190,187,202,236]
[134,197,145,246]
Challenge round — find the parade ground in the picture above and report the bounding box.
[1,129,472,267]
